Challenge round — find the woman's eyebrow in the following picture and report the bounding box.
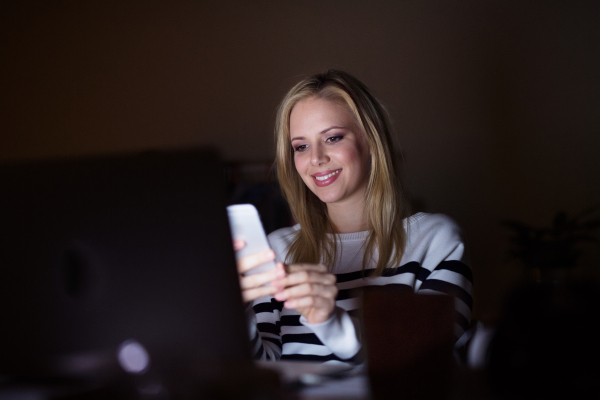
[290,126,347,142]
[321,125,346,134]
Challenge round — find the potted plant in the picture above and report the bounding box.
[503,205,600,284]
[489,206,600,398]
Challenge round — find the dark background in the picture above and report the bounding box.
[2,0,599,324]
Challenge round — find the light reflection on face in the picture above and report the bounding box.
[290,97,371,208]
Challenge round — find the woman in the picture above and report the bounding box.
[235,70,472,363]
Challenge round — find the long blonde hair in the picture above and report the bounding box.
[275,70,408,276]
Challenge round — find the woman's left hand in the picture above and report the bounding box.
[272,263,338,324]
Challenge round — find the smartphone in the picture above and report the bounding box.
[226,204,277,276]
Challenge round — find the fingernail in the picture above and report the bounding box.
[276,269,285,278]
[274,292,285,301]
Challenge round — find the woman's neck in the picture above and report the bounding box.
[326,200,368,234]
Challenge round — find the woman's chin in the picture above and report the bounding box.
[313,193,343,205]
[309,187,364,206]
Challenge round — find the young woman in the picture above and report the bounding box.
[234,70,472,363]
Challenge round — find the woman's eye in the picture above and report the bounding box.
[294,144,307,152]
[326,135,343,143]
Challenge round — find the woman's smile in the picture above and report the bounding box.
[312,168,342,187]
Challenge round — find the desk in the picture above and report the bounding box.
[0,362,497,399]
[257,360,370,399]
[297,374,369,400]
[258,361,498,400]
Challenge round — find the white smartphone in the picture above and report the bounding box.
[226,204,277,276]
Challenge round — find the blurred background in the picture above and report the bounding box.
[1,0,599,325]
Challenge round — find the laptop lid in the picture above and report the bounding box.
[0,148,250,378]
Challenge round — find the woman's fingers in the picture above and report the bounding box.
[284,294,334,311]
[271,263,337,324]
[231,240,283,303]
[242,285,278,303]
[239,268,281,290]
[274,268,336,289]
[274,281,337,302]
[232,239,246,251]
[272,263,336,300]
[237,249,276,274]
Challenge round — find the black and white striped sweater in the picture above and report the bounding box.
[248,212,473,363]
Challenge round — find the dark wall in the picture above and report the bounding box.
[2,0,599,323]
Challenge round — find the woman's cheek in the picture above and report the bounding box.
[294,153,308,175]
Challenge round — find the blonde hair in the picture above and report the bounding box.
[275,70,408,276]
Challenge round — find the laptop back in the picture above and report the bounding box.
[0,149,250,378]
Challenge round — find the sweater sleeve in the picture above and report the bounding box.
[415,214,473,340]
[299,306,362,361]
[248,296,283,360]
[247,227,297,361]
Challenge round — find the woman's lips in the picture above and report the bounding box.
[312,169,342,187]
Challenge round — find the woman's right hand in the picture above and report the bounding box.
[233,239,286,303]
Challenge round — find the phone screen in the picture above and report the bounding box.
[227,204,277,276]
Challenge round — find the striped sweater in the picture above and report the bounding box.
[248,212,473,363]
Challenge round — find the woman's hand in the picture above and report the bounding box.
[233,239,286,303]
[272,263,338,324]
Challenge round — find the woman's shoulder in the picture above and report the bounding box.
[404,212,467,264]
[267,224,300,261]
[407,212,463,238]
[267,224,300,242]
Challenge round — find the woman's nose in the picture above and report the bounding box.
[310,144,329,166]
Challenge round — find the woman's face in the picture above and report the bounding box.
[289,97,371,208]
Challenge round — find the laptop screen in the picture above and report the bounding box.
[0,149,250,378]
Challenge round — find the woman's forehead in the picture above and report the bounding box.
[289,97,360,134]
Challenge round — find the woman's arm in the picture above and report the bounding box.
[233,239,285,360]
[415,215,473,341]
[248,296,284,360]
[272,263,361,362]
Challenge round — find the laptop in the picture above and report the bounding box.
[0,148,254,394]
